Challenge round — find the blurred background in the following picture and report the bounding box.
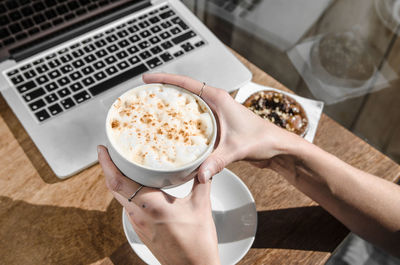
[181,0,400,164]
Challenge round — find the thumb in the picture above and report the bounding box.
[190,177,212,205]
[198,151,227,183]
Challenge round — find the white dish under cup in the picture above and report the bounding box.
[122,168,258,265]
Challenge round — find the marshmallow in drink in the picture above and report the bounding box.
[106,84,214,170]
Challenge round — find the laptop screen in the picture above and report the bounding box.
[0,0,148,62]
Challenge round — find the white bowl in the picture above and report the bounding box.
[122,168,258,265]
[105,83,217,188]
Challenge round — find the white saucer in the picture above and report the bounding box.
[122,168,257,265]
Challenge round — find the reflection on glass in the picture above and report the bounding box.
[375,0,400,33]
[310,31,377,88]
[191,0,333,51]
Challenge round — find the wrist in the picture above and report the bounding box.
[272,130,310,158]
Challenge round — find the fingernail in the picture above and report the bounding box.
[202,169,211,183]
[97,145,102,155]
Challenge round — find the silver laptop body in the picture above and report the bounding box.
[0,0,251,178]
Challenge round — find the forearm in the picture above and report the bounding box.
[274,136,400,255]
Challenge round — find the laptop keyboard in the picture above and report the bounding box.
[0,0,126,48]
[4,5,206,123]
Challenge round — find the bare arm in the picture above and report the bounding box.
[266,135,400,256]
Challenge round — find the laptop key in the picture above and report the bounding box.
[73,91,91,103]
[117,30,128,38]
[45,93,59,104]
[83,44,95,53]
[160,10,175,19]
[49,59,61,68]
[107,44,119,53]
[35,109,50,122]
[82,76,95,86]
[116,51,128,60]
[138,41,150,49]
[170,27,182,35]
[29,99,46,111]
[17,80,36,93]
[49,69,61,79]
[58,77,71,86]
[105,55,117,64]
[94,61,106,70]
[45,82,58,92]
[21,64,32,71]
[128,25,139,33]
[72,49,84,58]
[149,16,160,24]
[160,31,171,39]
[72,59,84,68]
[139,51,152,60]
[82,66,94,75]
[150,25,162,33]
[11,75,24,85]
[118,39,130,48]
[60,54,73,63]
[94,39,107,48]
[24,87,46,102]
[70,71,82,80]
[36,75,49,85]
[60,97,75,109]
[105,66,118,75]
[117,61,129,70]
[129,35,140,43]
[171,17,189,30]
[7,69,18,77]
[23,70,36,79]
[84,54,96,63]
[106,34,117,42]
[89,63,149,96]
[94,71,107,81]
[181,42,194,52]
[149,36,160,44]
[60,65,73,74]
[146,57,162,69]
[48,103,63,116]
[128,56,140,65]
[58,88,71,98]
[171,31,196,45]
[173,50,184,57]
[150,46,162,55]
[161,21,172,29]
[138,21,150,29]
[161,41,172,50]
[127,46,138,54]
[160,52,173,62]
[36,64,49,74]
[194,40,205,47]
[140,30,151,38]
[70,82,83,92]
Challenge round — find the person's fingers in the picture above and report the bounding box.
[98,145,143,198]
[190,177,212,205]
[142,73,224,107]
[197,143,239,183]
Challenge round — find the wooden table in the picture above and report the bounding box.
[0,51,399,265]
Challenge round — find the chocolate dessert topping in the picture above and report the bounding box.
[244,91,308,136]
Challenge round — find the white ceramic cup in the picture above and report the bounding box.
[105,83,217,188]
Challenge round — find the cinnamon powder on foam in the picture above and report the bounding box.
[107,85,213,169]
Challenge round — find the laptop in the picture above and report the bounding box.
[0,0,251,178]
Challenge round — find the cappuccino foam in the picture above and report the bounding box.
[107,84,213,169]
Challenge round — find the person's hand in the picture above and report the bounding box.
[97,145,220,265]
[142,73,303,182]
